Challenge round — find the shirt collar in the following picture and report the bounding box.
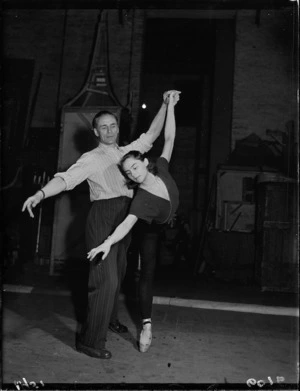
[98,142,120,151]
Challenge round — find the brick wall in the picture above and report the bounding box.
[4,8,295,144]
[3,9,145,130]
[3,10,66,127]
[232,8,297,149]
[3,7,296,227]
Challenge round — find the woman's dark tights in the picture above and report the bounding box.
[137,222,160,320]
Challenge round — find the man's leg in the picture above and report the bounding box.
[78,197,131,355]
[109,231,131,332]
[79,246,118,349]
[77,199,119,357]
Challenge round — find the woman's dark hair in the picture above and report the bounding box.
[92,110,118,129]
[118,150,158,189]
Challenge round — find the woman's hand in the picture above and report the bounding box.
[22,191,44,218]
[163,90,181,105]
[168,91,180,106]
[87,241,112,262]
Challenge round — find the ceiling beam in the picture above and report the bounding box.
[2,0,295,10]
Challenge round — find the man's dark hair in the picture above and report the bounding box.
[118,150,158,189]
[92,110,118,129]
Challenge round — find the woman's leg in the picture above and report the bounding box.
[138,222,159,320]
[134,222,159,352]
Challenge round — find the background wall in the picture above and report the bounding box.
[2,5,297,267]
[3,7,296,147]
[3,9,145,130]
[232,8,297,148]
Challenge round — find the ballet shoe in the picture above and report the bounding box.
[139,322,152,353]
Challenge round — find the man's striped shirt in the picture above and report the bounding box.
[54,133,152,201]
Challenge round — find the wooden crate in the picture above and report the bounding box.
[255,174,298,292]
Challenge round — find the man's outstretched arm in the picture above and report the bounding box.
[22,177,67,218]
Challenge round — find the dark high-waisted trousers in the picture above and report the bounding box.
[78,196,131,349]
[136,221,160,320]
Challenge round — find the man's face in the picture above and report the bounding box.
[94,114,119,145]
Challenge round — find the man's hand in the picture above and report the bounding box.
[168,214,177,228]
[144,91,181,144]
[22,192,43,218]
[163,90,181,105]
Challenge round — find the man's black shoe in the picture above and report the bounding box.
[109,320,128,334]
[76,342,112,359]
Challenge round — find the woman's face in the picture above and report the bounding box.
[122,156,149,184]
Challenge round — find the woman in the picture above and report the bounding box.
[87,91,180,353]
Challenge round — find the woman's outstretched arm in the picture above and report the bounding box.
[145,90,180,144]
[160,91,180,162]
[87,214,138,261]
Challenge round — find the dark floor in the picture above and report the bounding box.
[2,255,299,387]
[2,290,299,385]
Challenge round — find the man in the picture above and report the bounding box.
[22,90,179,359]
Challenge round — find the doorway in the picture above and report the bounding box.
[135,18,216,275]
